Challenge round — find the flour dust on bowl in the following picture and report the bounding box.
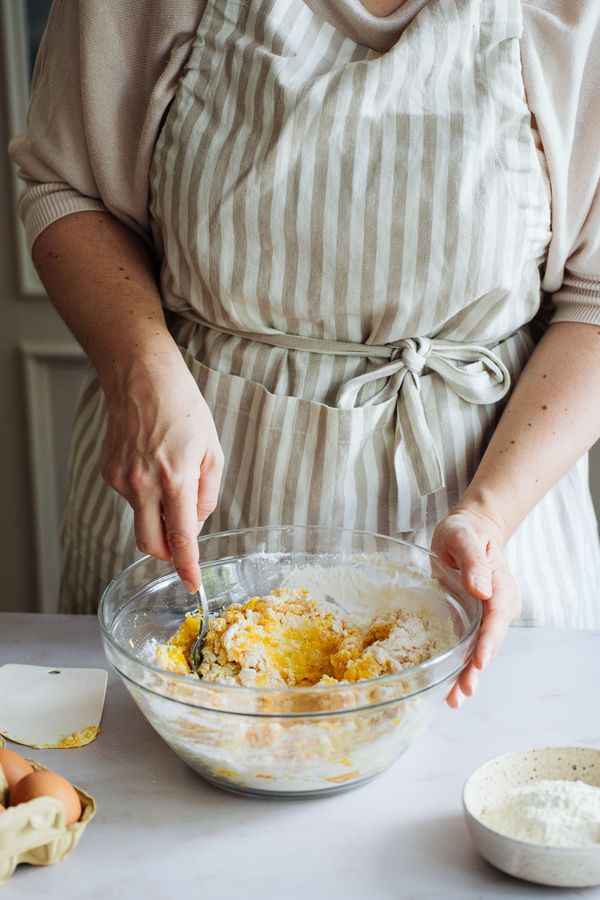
[99,526,480,797]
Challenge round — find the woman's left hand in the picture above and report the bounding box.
[431,507,521,709]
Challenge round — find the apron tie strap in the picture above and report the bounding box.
[186,318,511,499]
[336,337,511,496]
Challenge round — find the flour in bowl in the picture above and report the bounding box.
[481,779,600,847]
[137,580,461,795]
[154,587,454,686]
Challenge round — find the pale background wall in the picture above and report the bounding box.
[0,0,87,614]
[0,4,599,614]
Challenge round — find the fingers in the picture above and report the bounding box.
[196,449,224,531]
[448,657,487,707]
[102,452,172,561]
[446,678,466,709]
[446,569,521,709]
[161,476,202,593]
[435,511,521,711]
[132,495,171,561]
[104,448,223,592]
[457,661,481,696]
[99,367,224,591]
[444,525,493,600]
[471,566,521,670]
[445,662,480,708]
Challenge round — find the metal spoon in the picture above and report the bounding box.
[189,582,210,676]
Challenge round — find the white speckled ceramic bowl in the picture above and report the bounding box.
[463,747,600,888]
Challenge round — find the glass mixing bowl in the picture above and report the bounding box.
[98,525,481,798]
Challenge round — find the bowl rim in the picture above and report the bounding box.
[462,744,600,854]
[98,524,482,696]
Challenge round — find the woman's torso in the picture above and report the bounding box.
[60,0,600,628]
[146,0,551,534]
[149,0,550,376]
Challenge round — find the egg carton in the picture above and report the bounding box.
[0,748,96,884]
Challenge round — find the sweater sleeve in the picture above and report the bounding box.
[521,1,600,326]
[8,0,203,253]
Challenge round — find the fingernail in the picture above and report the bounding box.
[473,575,492,597]
[481,651,492,670]
[456,693,465,708]
[183,580,196,593]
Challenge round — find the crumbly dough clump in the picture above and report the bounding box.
[155,587,454,688]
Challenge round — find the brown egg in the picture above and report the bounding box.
[0,748,34,792]
[0,803,5,813]
[10,771,82,826]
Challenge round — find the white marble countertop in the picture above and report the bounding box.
[1,613,599,900]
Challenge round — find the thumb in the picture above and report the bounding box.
[443,526,493,600]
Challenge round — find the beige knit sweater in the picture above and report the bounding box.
[8,0,600,325]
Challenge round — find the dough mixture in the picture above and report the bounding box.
[155,587,454,687]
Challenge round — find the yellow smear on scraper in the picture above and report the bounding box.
[38,725,101,749]
[2,725,101,749]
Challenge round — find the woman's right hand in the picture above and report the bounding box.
[29,211,224,593]
[100,351,224,593]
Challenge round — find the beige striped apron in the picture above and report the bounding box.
[60,0,600,626]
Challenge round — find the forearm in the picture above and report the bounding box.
[454,322,600,541]
[33,210,223,591]
[32,211,182,398]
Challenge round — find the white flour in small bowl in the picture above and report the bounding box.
[481,779,600,848]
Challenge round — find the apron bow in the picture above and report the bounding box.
[336,336,511,497]
[395,337,432,376]
[191,317,512,503]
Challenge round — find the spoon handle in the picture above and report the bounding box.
[189,583,210,674]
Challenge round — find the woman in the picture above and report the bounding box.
[10,0,600,708]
